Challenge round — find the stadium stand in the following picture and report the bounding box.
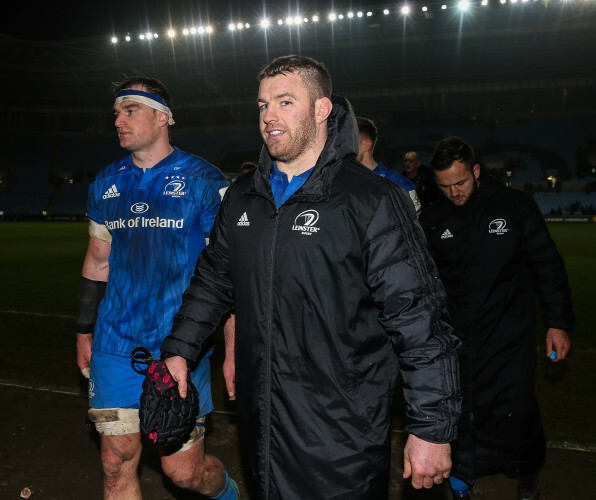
[533,192,596,215]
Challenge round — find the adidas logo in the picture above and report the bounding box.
[237,212,250,227]
[102,184,120,199]
[441,229,454,239]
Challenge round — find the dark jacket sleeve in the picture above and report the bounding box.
[518,193,575,331]
[161,192,234,362]
[364,186,461,443]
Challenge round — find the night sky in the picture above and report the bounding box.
[1,1,395,41]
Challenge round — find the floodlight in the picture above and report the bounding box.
[500,0,506,3]
[329,13,337,21]
[459,0,470,11]
[286,17,293,25]
[482,0,489,5]
[183,28,189,35]
[139,34,145,40]
[401,5,411,15]
[339,14,344,20]
[260,19,270,28]
[245,23,250,28]
[366,11,373,17]
[198,27,206,34]
[357,11,363,17]
[383,9,390,15]
[229,23,236,31]
[153,33,158,38]
[125,35,131,41]
[510,0,517,3]
[278,19,284,25]
[304,17,309,22]
[441,4,447,9]
[237,22,243,29]
[294,17,303,24]
[167,29,175,38]
[312,15,319,22]
[190,27,197,34]
[205,26,213,33]
[422,6,428,11]
[348,11,354,18]
[146,32,152,39]
[111,36,118,44]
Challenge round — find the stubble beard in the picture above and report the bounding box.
[265,112,318,164]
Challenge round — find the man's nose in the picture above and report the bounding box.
[263,106,277,123]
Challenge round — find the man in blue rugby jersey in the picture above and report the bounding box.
[75,76,239,499]
[356,116,421,216]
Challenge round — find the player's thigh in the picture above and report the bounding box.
[101,432,143,467]
[160,429,206,477]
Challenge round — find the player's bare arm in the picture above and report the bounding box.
[76,228,111,375]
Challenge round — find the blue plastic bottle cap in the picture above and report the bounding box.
[550,351,557,360]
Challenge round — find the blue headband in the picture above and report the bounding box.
[115,89,175,125]
[116,89,171,108]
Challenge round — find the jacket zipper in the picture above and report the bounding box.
[263,206,280,499]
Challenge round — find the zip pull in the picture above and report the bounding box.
[270,210,279,218]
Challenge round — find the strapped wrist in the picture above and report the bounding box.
[77,277,107,333]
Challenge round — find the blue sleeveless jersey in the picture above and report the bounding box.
[87,147,228,357]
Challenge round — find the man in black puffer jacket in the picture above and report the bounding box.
[419,136,574,500]
[161,55,462,499]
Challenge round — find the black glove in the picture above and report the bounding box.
[131,347,199,446]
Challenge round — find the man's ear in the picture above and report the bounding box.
[473,164,480,179]
[157,111,169,127]
[314,97,333,123]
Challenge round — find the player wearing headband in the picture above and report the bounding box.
[76,76,239,499]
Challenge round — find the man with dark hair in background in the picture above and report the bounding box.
[403,150,441,208]
[419,136,574,500]
[356,116,421,215]
[76,76,238,499]
[161,55,461,499]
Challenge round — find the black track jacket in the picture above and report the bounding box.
[419,177,574,483]
[162,96,461,499]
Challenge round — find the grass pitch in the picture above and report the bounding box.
[0,221,594,448]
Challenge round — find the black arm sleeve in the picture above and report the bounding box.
[77,276,107,333]
[161,195,234,362]
[364,186,461,443]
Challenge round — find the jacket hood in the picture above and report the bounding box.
[251,95,359,199]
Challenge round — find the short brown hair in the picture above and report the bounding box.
[356,117,378,148]
[257,55,332,104]
[430,136,476,172]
